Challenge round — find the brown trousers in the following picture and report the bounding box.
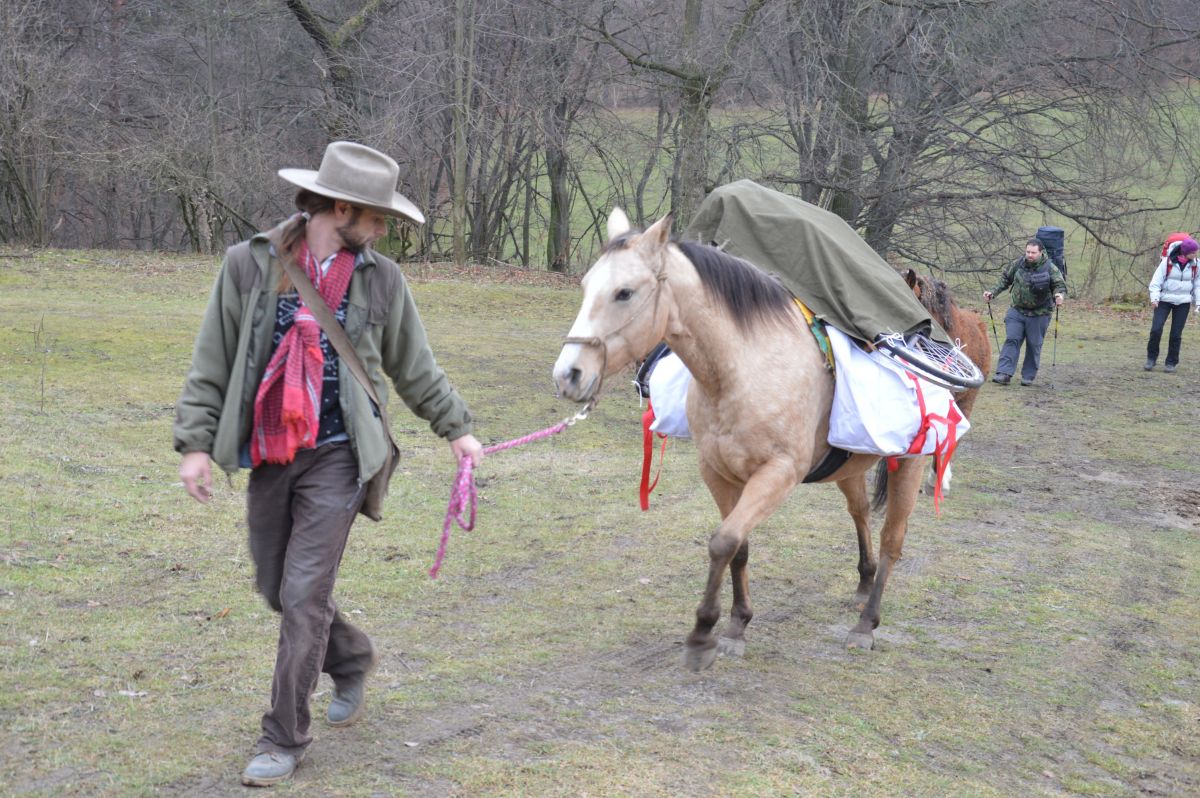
[246,442,376,756]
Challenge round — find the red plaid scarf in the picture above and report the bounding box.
[251,240,357,466]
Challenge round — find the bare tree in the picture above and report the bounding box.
[282,0,390,141]
[529,10,601,271]
[9,0,1199,292]
[740,0,1200,288]
[593,0,770,229]
[0,0,92,244]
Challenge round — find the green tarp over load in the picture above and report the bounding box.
[682,179,948,345]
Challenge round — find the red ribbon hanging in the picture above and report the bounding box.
[639,400,669,510]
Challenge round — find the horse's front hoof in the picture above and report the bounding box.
[717,636,746,658]
[845,631,875,650]
[683,641,718,671]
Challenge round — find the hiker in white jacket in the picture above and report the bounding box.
[1146,237,1200,373]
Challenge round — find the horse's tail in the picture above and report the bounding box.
[871,459,890,513]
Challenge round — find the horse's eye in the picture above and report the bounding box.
[615,288,634,302]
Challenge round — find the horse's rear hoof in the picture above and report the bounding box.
[717,636,746,658]
[683,642,718,671]
[845,631,875,650]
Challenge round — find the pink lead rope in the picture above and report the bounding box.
[429,403,594,578]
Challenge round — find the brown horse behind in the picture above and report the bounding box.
[902,269,991,494]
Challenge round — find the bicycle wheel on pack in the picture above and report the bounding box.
[874,332,985,392]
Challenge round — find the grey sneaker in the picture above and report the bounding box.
[1144,359,1155,371]
[327,648,379,727]
[241,751,299,787]
[1020,377,1034,386]
[991,373,1011,385]
[1165,363,1177,373]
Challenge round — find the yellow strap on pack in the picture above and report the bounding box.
[795,299,836,376]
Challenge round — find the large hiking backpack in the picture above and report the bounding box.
[1035,226,1066,278]
[1161,236,1199,281]
[1162,232,1190,258]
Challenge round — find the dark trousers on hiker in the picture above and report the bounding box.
[246,441,376,757]
[997,308,1052,381]
[1147,301,1190,368]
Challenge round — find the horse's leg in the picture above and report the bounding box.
[720,540,752,658]
[936,384,976,497]
[923,459,953,496]
[836,473,875,608]
[847,456,923,650]
[922,461,936,496]
[699,465,751,658]
[685,460,796,672]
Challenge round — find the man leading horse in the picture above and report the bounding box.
[174,141,482,786]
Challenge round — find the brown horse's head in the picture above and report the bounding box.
[903,268,955,335]
[552,209,674,403]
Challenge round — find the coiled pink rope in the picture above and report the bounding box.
[429,406,591,578]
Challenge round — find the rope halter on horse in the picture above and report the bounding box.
[561,255,669,401]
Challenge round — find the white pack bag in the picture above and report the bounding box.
[826,326,969,457]
[646,351,692,438]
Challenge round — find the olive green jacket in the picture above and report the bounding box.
[173,221,472,484]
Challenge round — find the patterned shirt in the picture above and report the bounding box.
[270,251,362,445]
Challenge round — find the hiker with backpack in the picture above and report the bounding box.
[983,238,1066,386]
[1145,236,1200,373]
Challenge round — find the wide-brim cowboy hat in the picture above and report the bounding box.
[278,141,425,225]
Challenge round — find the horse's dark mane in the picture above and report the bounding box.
[676,240,796,331]
[913,273,956,335]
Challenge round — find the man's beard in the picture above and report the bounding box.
[337,208,369,253]
[337,221,369,254]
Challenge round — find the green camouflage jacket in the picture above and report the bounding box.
[990,254,1067,316]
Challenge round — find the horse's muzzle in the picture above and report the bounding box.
[553,346,600,403]
[553,366,599,403]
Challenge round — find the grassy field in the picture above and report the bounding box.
[2,248,1198,796]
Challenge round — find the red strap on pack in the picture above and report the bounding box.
[893,372,964,514]
[639,400,669,510]
[903,372,932,456]
[929,402,963,513]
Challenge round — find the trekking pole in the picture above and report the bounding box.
[1050,304,1060,389]
[986,299,1000,351]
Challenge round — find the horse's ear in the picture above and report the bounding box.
[903,269,917,290]
[640,213,673,250]
[607,208,631,240]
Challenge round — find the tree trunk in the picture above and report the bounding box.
[545,99,571,272]
[282,0,386,141]
[451,0,474,266]
[672,76,715,230]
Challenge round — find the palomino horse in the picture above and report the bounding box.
[901,269,991,496]
[553,210,926,670]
